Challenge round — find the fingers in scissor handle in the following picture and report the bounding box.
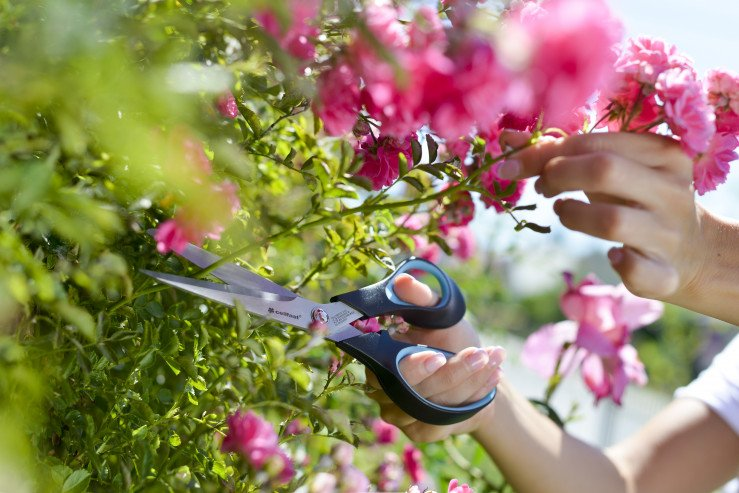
[408,346,505,406]
[393,273,439,308]
[365,349,447,393]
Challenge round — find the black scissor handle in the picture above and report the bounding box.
[330,257,466,329]
[335,330,495,425]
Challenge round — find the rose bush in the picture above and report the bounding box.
[1,0,737,492]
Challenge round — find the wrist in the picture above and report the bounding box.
[668,205,739,324]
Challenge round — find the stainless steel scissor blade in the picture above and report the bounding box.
[141,270,364,341]
[156,233,295,297]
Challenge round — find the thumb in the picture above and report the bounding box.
[393,273,438,307]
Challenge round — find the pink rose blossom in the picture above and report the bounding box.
[522,273,663,404]
[355,134,415,190]
[397,214,442,264]
[284,419,309,436]
[154,218,202,254]
[445,137,472,163]
[403,444,428,485]
[221,410,294,484]
[338,465,370,493]
[377,452,403,492]
[182,137,213,177]
[501,0,622,128]
[216,92,239,119]
[254,0,320,60]
[351,317,382,334]
[437,187,475,234]
[444,225,476,261]
[521,320,582,379]
[596,37,695,131]
[309,472,338,493]
[409,6,446,51]
[693,133,738,195]
[331,441,355,468]
[448,479,474,493]
[480,163,526,213]
[314,62,361,136]
[371,418,399,445]
[656,68,715,156]
[422,36,511,140]
[705,69,739,134]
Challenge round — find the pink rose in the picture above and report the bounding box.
[402,444,428,485]
[351,317,382,334]
[693,132,738,195]
[596,36,695,131]
[448,478,474,493]
[501,0,623,128]
[355,134,415,190]
[309,472,338,493]
[216,92,239,119]
[338,465,370,493]
[522,273,664,404]
[314,61,361,136]
[444,225,476,261]
[437,187,475,234]
[705,69,739,134]
[480,162,526,213]
[656,67,715,156]
[396,214,442,264]
[221,410,295,484]
[254,0,320,61]
[371,418,399,445]
[377,452,403,492]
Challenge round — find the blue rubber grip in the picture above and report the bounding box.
[335,331,496,425]
[329,257,466,329]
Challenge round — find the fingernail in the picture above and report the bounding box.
[465,349,489,372]
[424,354,446,373]
[608,247,624,265]
[553,198,564,213]
[497,159,520,180]
[534,179,543,194]
[487,346,506,366]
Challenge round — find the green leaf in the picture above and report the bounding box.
[416,164,444,180]
[56,302,96,342]
[62,469,91,493]
[169,432,181,447]
[283,148,297,168]
[398,152,409,177]
[512,203,537,211]
[145,301,164,319]
[514,221,552,234]
[328,410,353,442]
[410,138,422,165]
[402,175,425,192]
[425,135,438,163]
[212,460,227,480]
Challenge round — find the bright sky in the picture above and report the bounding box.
[478,0,739,294]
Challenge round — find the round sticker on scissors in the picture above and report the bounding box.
[311,307,329,325]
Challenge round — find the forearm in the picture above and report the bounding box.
[668,205,739,325]
[471,378,628,493]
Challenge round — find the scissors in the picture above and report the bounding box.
[142,240,496,425]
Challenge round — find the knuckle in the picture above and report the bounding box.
[589,153,618,188]
[599,207,626,240]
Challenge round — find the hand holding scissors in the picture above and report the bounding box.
[142,241,496,425]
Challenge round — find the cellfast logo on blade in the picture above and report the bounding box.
[267,306,301,320]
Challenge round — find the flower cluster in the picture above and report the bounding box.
[597,37,739,194]
[221,410,295,485]
[522,273,663,404]
[312,0,622,209]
